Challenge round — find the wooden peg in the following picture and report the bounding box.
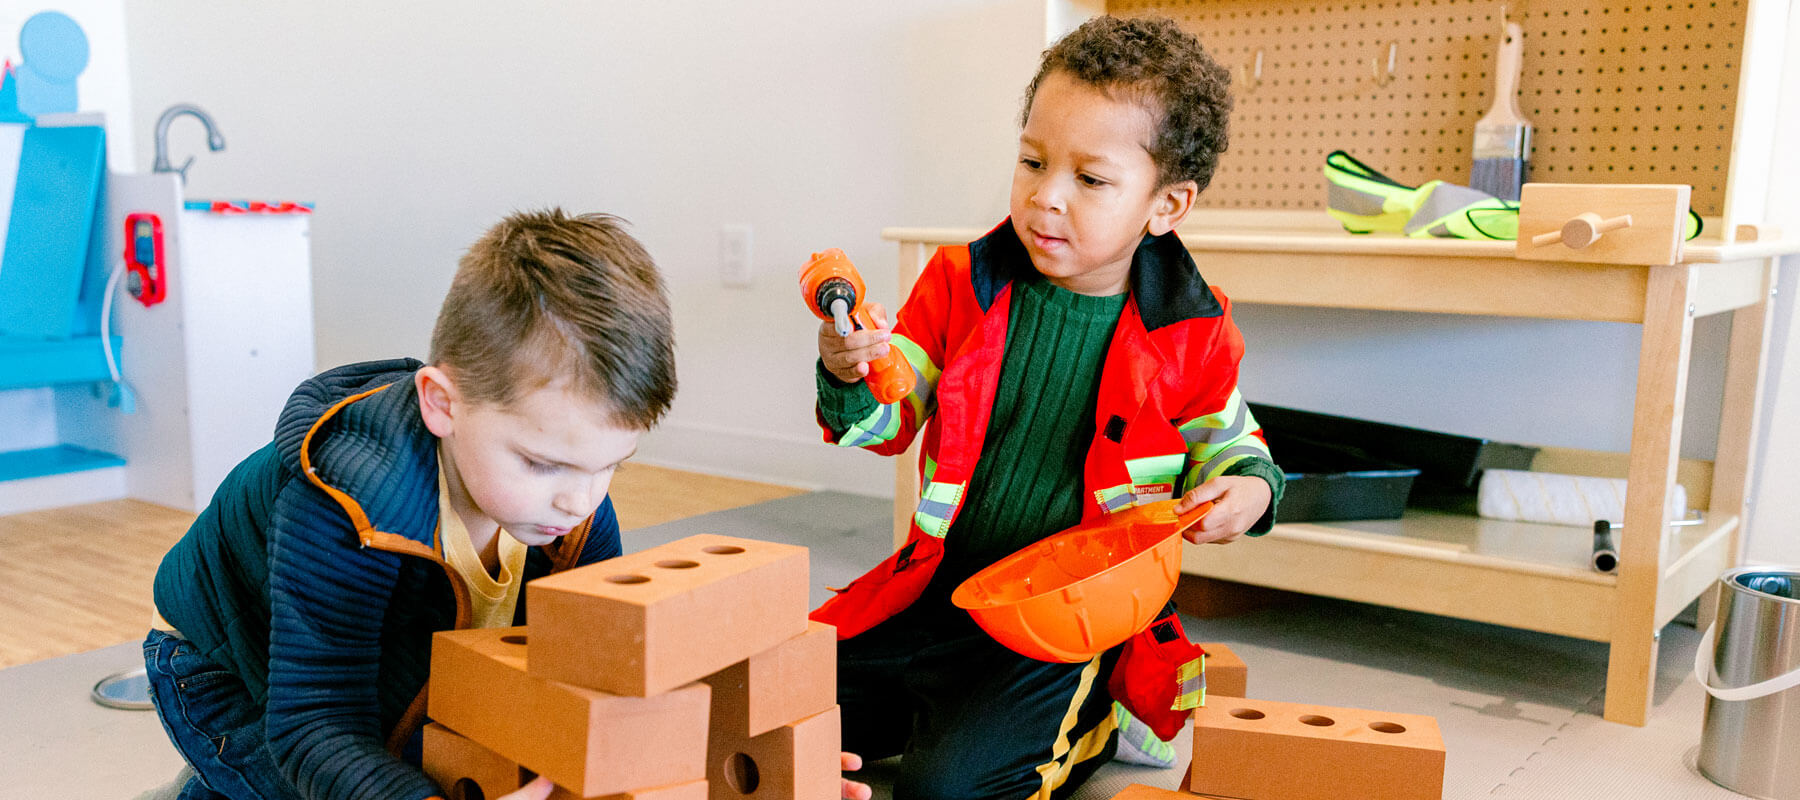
[1735,223,1781,243]
[1236,49,1264,94]
[1531,212,1633,249]
[1516,184,1688,265]
[1371,41,1398,87]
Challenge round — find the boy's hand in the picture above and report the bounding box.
[841,751,872,800]
[497,776,554,800]
[819,302,893,385]
[1176,475,1271,545]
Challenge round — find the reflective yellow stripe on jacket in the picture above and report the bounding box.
[1177,389,1272,491]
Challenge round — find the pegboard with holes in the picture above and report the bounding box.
[1105,0,1745,215]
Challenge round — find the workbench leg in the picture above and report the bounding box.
[1710,258,1779,568]
[1606,263,1696,726]
[892,241,929,550]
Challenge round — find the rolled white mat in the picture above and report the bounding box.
[1477,468,1688,527]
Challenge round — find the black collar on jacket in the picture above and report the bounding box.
[967,218,1223,331]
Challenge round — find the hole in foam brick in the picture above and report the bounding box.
[703,545,747,555]
[500,634,527,646]
[656,559,701,570]
[1300,715,1336,727]
[451,778,485,800]
[606,574,651,584]
[724,752,761,793]
[1230,708,1265,720]
[1369,721,1407,734]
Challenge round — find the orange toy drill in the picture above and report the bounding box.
[799,249,916,404]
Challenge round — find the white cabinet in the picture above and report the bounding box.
[53,172,316,512]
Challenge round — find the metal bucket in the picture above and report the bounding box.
[1696,566,1800,800]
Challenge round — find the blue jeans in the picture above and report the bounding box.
[143,629,302,800]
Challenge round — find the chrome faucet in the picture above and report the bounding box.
[152,104,226,183]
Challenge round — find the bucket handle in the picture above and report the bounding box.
[1693,623,1800,702]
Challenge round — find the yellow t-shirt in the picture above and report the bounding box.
[437,464,529,629]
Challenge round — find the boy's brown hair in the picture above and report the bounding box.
[429,209,676,429]
[1023,15,1233,192]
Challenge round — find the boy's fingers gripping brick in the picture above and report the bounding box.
[706,705,842,800]
[1190,696,1445,800]
[527,534,810,697]
[428,627,711,797]
[702,621,837,739]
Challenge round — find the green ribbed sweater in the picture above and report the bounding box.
[818,276,1281,609]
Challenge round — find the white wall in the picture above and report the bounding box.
[1235,308,1730,461]
[122,0,1046,494]
[118,0,1795,572]
[1746,261,1798,565]
[0,388,56,451]
[1739,5,1800,566]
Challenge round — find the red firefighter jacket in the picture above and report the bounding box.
[811,221,1274,730]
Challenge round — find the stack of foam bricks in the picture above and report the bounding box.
[1112,642,1445,800]
[425,534,841,800]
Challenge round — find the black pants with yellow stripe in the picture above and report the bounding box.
[839,603,1121,800]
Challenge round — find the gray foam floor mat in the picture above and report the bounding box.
[4,491,1751,799]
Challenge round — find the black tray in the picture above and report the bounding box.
[1250,403,1537,493]
[1261,430,1418,522]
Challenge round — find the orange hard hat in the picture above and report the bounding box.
[952,500,1211,663]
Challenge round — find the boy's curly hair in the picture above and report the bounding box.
[1022,15,1232,192]
[430,209,676,429]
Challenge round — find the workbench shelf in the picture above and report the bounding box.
[1179,502,1737,645]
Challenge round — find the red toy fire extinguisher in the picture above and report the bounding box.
[122,212,166,307]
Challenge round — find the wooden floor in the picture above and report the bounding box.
[0,463,803,669]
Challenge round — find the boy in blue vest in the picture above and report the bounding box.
[812,16,1283,799]
[142,210,675,800]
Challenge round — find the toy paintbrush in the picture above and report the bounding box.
[1471,21,1531,201]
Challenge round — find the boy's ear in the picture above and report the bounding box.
[415,366,458,438]
[1147,179,1199,237]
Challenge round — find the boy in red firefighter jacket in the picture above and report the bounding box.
[810,15,1284,800]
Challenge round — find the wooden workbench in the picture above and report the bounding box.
[879,216,1793,726]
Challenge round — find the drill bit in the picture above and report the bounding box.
[829,297,852,337]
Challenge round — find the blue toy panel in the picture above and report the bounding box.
[69,169,109,337]
[0,334,121,390]
[13,64,76,117]
[0,444,124,483]
[0,124,104,340]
